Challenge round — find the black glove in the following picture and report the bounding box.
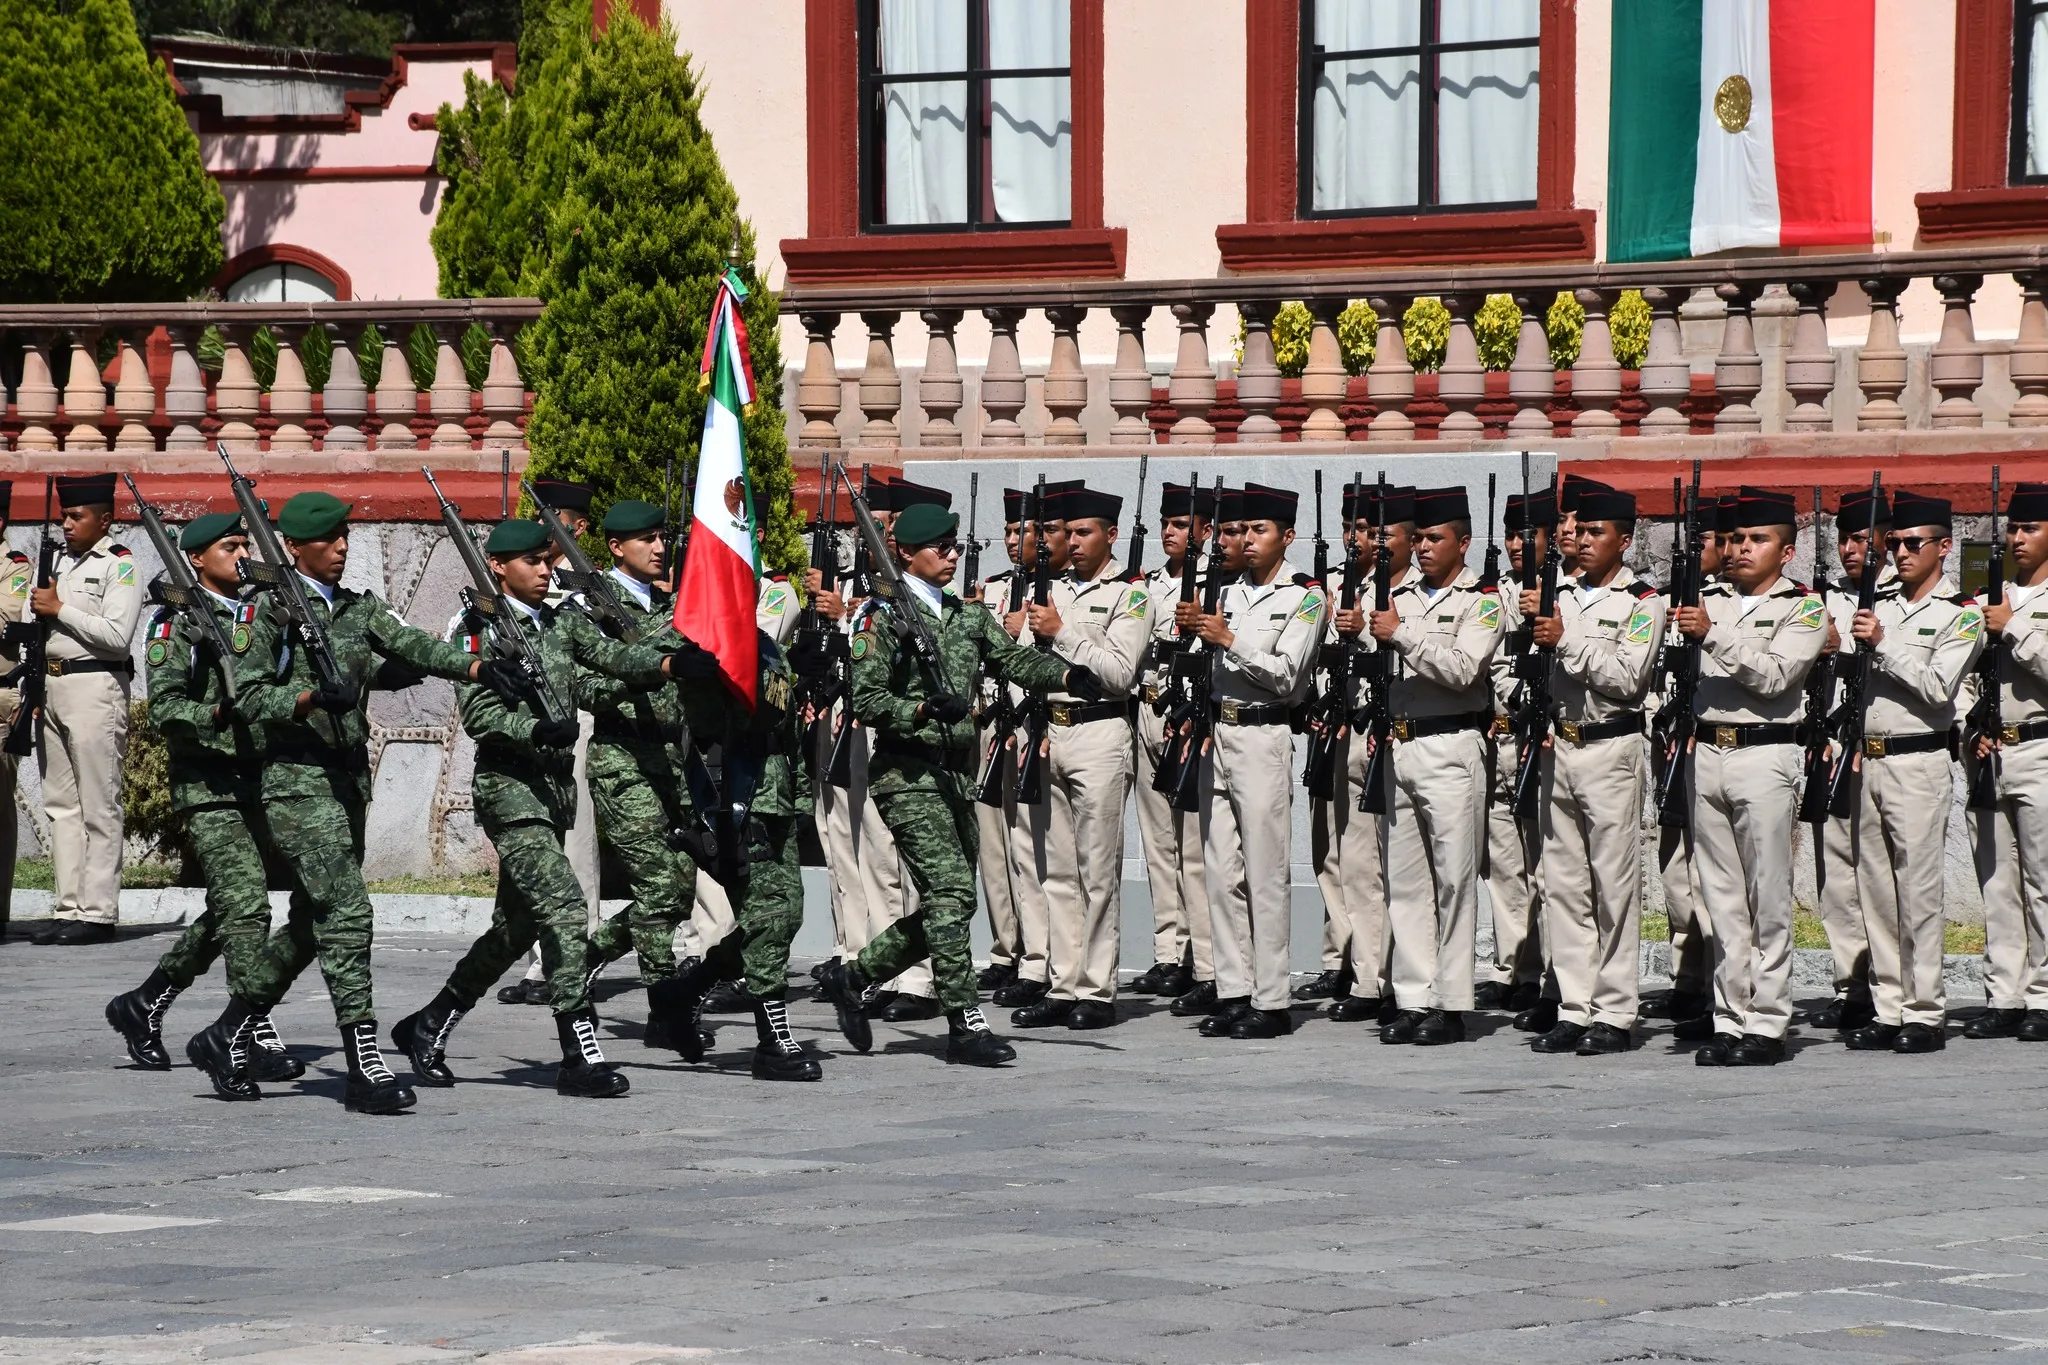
[473,657,530,706]
[312,671,358,715]
[373,658,426,692]
[665,639,724,681]
[925,692,973,725]
[531,715,580,749]
[1064,665,1104,701]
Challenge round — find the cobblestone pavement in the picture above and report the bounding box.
[2,931,2047,1364]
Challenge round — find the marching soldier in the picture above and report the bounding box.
[1675,487,1826,1068]
[816,501,1086,1066]
[1180,482,1325,1040]
[28,474,142,945]
[1131,483,1212,1006]
[1010,486,1148,1031]
[1525,487,1665,1054]
[1373,486,1503,1046]
[1842,491,1980,1054]
[1968,481,2048,1042]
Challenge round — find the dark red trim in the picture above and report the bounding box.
[781,229,1128,284]
[209,165,436,182]
[214,245,354,301]
[1952,0,2014,193]
[1071,0,1105,230]
[803,0,860,238]
[1916,186,2048,241]
[1244,0,1298,224]
[1537,0,1576,210]
[593,0,662,31]
[1217,209,1596,272]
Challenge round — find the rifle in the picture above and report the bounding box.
[851,466,875,599]
[1477,471,1500,874]
[1124,454,1150,580]
[218,443,348,704]
[523,479,640,643]
[1968,466,2006,811]
[1014,475,1053,806]
[1303,469,1364,798]
[964,472,982,593]
[421,467,570,728]
[798,454,850,781]
[1652,461,1705,829]
[974,488,1032,807]
[1354,472,1395,816]
[1,478,55,756]
[1148,469,1207,797]
[1510,472,1561,820]
[1796,485,1837,824]
[1823,472,1886,818]
[835,462,956,703]
[1650,476,1683,696]
[1311,470,1329,588]
[1162,476,1228,814]
[1478,472,1500,590]
[123,474,239,707]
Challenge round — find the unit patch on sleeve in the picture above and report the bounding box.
[1625,608,1655,644]
[1792,598,1826,630]
[1476,597,1503,631]
[850,631,873,661]
[114,560,136,586]
[1957,606,1984,642]
[1294,591,1325,623]
[1126,588,1148,619]
[146,640,169,668]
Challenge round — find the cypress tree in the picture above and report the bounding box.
[0,0,224,302]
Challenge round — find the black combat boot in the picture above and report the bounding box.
[704,979,752,1014]
[186,998,260,1101]
[554,1007,630,1098]
[341,1021,417,1114]
[1167,980,1219,1017]
[105,968,180,1070]
[391,989,466,1087]
[751,997,822,1082]
[815,959,874,1053]
[945,1005,1016,1067]
[647,958,719,1064]
[245,1011,306,1081]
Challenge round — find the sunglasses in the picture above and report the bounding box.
[1884,535,1940,554]
[920,540,960,556]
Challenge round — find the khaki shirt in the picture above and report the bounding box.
[1212,562,1325,705]
[1141,561,1194,695]
[0,549,27,715]
[1552,567,1666,724]
[48,534,142,663]
[1866,581,1982,735]
[757,575,798,648]
[1386,566,1502,720]
[1049,567,1149,699]
[1693,577,1827,724]
[1488,576,1527,716]
[1317,562,1377,710]
[1993,581,2048,723]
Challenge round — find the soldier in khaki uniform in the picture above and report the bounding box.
[1130,483,1212,1004]
[1967,482,2048,1042]
[1675,487,1826,1067]
[971,520,1025,992]
[29,474,142,945]
[1011,487,1148,1030]
[0,484,27,941]
[1181,482,1324,1040]
[1841,491,1981,1054]
[1524,488,1665,1055]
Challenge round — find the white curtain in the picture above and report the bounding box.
[881,0,968,225]
[1437,0,1539,204]
[1312,0,1421,211]
[987,0,1071,222]
[2030,10,2048,178]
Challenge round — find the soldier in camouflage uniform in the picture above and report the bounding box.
[815,502,1090,1068]
[104,512,313,1095]
[388,518,697,1100]
[222,492,520,1114]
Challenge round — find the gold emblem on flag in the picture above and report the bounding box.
[1715,74,1752,133]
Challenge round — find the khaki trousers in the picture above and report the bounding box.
[1969,738,2048,1010]
[1541,734,1646,1029]
[679,875,737,961]
[1135,703,1211,978]
[1382,729,1486,1012]
[819,718,865,958]
[1658,824,1712,995]
[1044,718,1132,1003]
[1855,748,1953,1027]
[1691,741,1802,1039]
[1005,728,1054,986]
[1817,811,1871,1002]
[1200,722,1295,1011]
[1481,738,1546,990]
[42,671,129,925]
[975,718,1022,969]
[1309,730,1388,999]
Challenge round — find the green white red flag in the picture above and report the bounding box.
[673,267,760,708]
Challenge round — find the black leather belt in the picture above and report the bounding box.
[1556,712,1645,746]
[1861,730,1948,759]
[1211,699,1291,726]
[1390,710,1491,742]
[874,735,976,773]
[2001,718,2048,745]
[1047,700,1127,727]
[1701,721,1801,749]
[49,657,132,677]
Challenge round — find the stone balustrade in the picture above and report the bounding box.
[779,247,2048,457]
[0,300,542,463]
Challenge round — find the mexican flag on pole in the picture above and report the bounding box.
[1607,0,1873,263]
[672,266,760,708]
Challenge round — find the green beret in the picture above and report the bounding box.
[277,491,351,540]
[893,503,958,548]
[179,511,242,553]
[603,499,666,536]
[485,519,550,555]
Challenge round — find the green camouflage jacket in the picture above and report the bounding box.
[571,574,686,745]
[144,589,261,812]
[669,632,806,819]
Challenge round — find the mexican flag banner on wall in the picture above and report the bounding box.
[1608,0,1873,263]
[673,267,761,708]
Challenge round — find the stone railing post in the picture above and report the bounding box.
[61,328,108,452]
[1570,289,1621,436]
[856,310,902,448]
[373,327,419,450]
[1782,280,1839,432]
[1436,293,1486,438]
[160,325,208,452]
[1854,277,1910,432]
[1044,305,1090,445]
[111,331,157,451]
[1713,283,1764,434]
[478,321,525,453]
[213,325,262,451]
[320,323,370,451]
[1235,300,1283,440]
[1168,302,1217,442]
[1300,298,1350,444]
[267,324,315,452]
[917,309,964,446]
[1929,273,1986,429]
[1636,287,1689,435]
[1507,291,1555,437]
[2010,272,2048,428]
[796,311,843,448]
[1366,295,1415,441]
[13,332,59,451]
[427,323,475,451]
[1107,305,1155,444]
[980,307,1028,446]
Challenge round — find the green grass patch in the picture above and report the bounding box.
[365,872,497,898]
[11,858,180,891]
[1642,909,1983,955]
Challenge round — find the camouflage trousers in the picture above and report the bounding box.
[444,820,596,1017]
[154,802,316,999]
[584,740,696,983]
[241,793,376,1027]
[857,779,980,1010]
[698,816,805,999]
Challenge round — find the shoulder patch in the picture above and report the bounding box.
[1625,607,1655,644]
[850,630,875,661]
[1957,605,1984,642]
[1125,587,1149,619]
[760,585,789,615]
[113,560,136,586]
[235,600,258,624]
[230,622,253,654]
[145,639,169,668]
[1294,591,1325,622]
[1792,598,1826,630]
[148,611,175,640]
[1476,597,1503,631]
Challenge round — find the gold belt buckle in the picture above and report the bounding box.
[1050,703,1073,726]
[46,659,62,677]
[1489,716,1511,737]
[1560,721,1582,745]
[1220,699,1242,725]
[1143,685,1161,705]
[1391,719,1412,742]
[1864,736,1888,758]
[2004,724,2023,743]
[1714,726,1739,749]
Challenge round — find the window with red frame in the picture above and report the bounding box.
[2015,0,2048,182]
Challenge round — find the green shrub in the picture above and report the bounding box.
[1271,301,1312,377]
[125,699,175,863]
[1546,291,1585,370]
[1403,297,1450,374]
[1611,289,1652,369]
[1337,300,1377,375]
[1474,294,1521,370]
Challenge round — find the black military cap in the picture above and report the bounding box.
[1413,486,1471,528]
[1241,482,1299,526]
[1731,486,1797,529]
[1576,487,1637,523]
[2008,482,2048,522]
[1889,489,1951,533]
